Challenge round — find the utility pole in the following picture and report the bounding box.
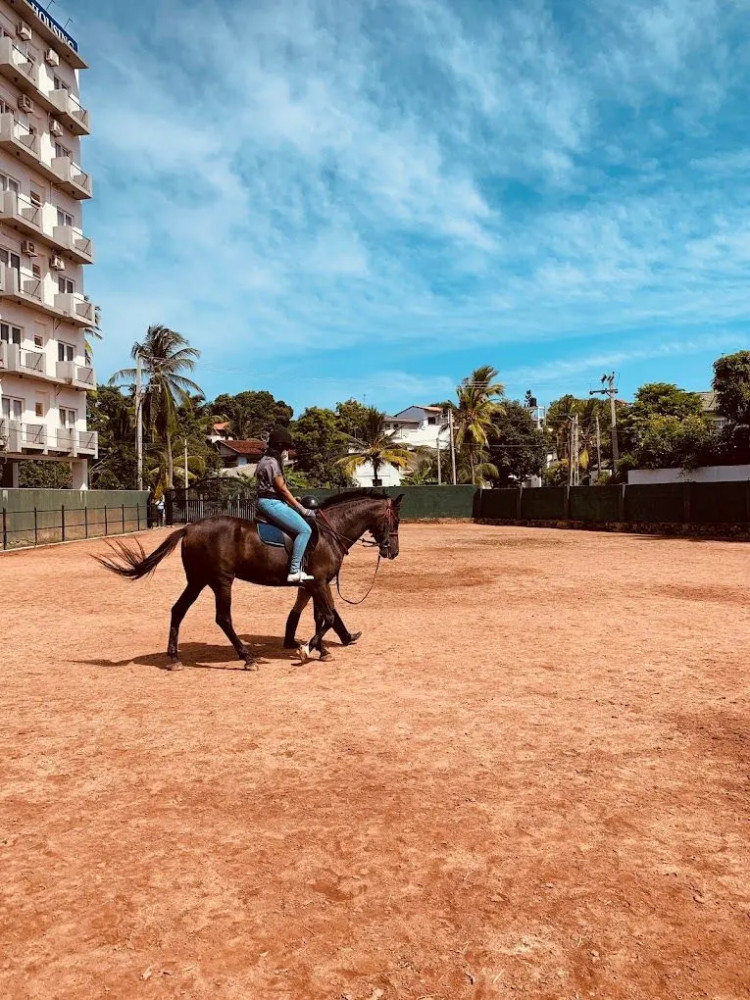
[184,438,189,488]
[436,430,442,485]
[569,414,580,487]
[590,372,619,468]
[448,407,457,485]
[135,353,143,491]
[595,413,602,476]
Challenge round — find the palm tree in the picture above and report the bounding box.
[337,408,412,485]
[111,325,202,488]
[452,365,505,484]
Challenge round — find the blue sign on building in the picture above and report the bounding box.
[24,0,78,53]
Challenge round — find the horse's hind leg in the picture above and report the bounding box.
[211,578,257,670]
[168,581,204,671]
[298,585,336,663]
[284,588,311,649]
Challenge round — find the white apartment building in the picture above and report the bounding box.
[384,405,450,450]
[0,0,95,489]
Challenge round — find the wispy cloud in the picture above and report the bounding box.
[71,0,749,410]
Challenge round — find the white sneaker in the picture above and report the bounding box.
[287,571,314,584]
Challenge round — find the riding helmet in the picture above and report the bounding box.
[300,495,320,510]
[267,426,294,452]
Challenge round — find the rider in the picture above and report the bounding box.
[255,426,316,585]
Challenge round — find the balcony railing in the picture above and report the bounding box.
[0,113,41,166]
[0,342,47,377]
[56,360,96,388]
[48,87,90,136]
[0,189,44,237]
[51,224,94,264]
[51,156,92,200]
[0,340,7,370]
[0,38,38,92]
[48,427,76,454]
[19,423,47,451]
[54,292,95,327]
[77,430,98,456]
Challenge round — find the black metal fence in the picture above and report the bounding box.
[166,481,258,525]
[1,501,151,550]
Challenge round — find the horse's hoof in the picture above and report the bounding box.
[169,661,184,672]
[243,659,259,671]
[297,644,311,664]
[319,652,333,663]
[345,631,362,646]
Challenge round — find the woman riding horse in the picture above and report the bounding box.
[255,427,316,584]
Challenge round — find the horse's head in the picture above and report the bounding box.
[375,494,403,560]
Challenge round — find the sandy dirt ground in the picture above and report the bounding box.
[1,523,748,1000]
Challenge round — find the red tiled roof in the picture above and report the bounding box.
[218,439,266,456]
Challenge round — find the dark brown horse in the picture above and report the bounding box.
[96,491,402,670]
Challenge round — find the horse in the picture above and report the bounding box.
[96,490,403,670]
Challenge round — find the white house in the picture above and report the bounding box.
[350,404,450,487]
[0,0,96,488]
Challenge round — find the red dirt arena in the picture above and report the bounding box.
[1,523,748,1000]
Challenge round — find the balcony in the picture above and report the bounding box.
[0,113,42,171]
[77,430,98,457]
[0,37,38,94]
[0,189,44,239]
[0,341,47,377]
[47,88,90,136]
[51,224,94,264]
[0,264,97,328]
[56,360,96,389]
[48,427,76,455]
[3,422,47,452]
[50,156,92,200]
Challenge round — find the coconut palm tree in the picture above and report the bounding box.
[452,365,505,484]
[336,407,412,485]
[111,325,202,488]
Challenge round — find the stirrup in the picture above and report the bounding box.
[287,570,314,584]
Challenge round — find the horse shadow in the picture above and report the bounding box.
[76,633,345,672]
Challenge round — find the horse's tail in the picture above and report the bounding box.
[94,527,188,580]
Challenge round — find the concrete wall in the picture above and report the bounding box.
[628,465,750,484]
[1,488,149,548]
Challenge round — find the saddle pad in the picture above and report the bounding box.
[257,521,288,547]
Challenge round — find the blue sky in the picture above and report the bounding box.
[63,0,750,415]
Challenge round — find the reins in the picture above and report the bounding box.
[315,499,394,606]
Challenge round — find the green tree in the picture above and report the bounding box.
[546,395,613,481]
[335,398,371,440]
[211,390,293,440]
[111,325,202,489]
[451,365,505,484]
[488,400,547,486]
[713,351,750,462]
[18,461,72,488]
[292,407,352,487]
[87,385,137,490]
[337,407,412,484]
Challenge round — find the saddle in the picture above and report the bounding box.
[254,510,319,567]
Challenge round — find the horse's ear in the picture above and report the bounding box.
[393,494,405,507]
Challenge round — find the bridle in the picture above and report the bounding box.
[316,497,398,559]
[315,497,399,605]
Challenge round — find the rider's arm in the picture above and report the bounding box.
[273,475,308,516]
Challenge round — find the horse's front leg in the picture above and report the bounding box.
[284,588,311,649]
[298,584,335,664]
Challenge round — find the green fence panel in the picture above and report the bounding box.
[625,483,685,523]
[521,487,568,520]
[477,489,518,519]
[690,481,750,524]
[1,489,150,549]
[302,486,477,520]
[569,485,622,522]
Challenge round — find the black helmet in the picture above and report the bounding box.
[267,426,294,451]
[300,495,319,510]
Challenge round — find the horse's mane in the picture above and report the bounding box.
[318,489,390,509]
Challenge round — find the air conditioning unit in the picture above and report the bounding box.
[17,94,33,114]
[49,118,63,138]
[50,255,65,271]
[45,48,59,67]
[21,240,38,257]
[16,23,32,42]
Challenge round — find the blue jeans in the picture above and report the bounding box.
[257,498,312,574]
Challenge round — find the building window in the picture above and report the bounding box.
[29,189,42,208]
[0,172,19,193]
[0,323,21,344]
[0,248,21,271]
[59,407,76,428]
[54,141,70,160]
[427,417,437,425]
[56,208,73,228]
[1,397,23,421]
[35,401,44,417]
[31,263,41,278]
[58,342,74,363]
[34,334,43,348]
[53,75,69,92]
[0,99,14,116]
[58,276,75,294]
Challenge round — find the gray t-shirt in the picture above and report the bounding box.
[256,454,283,498]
